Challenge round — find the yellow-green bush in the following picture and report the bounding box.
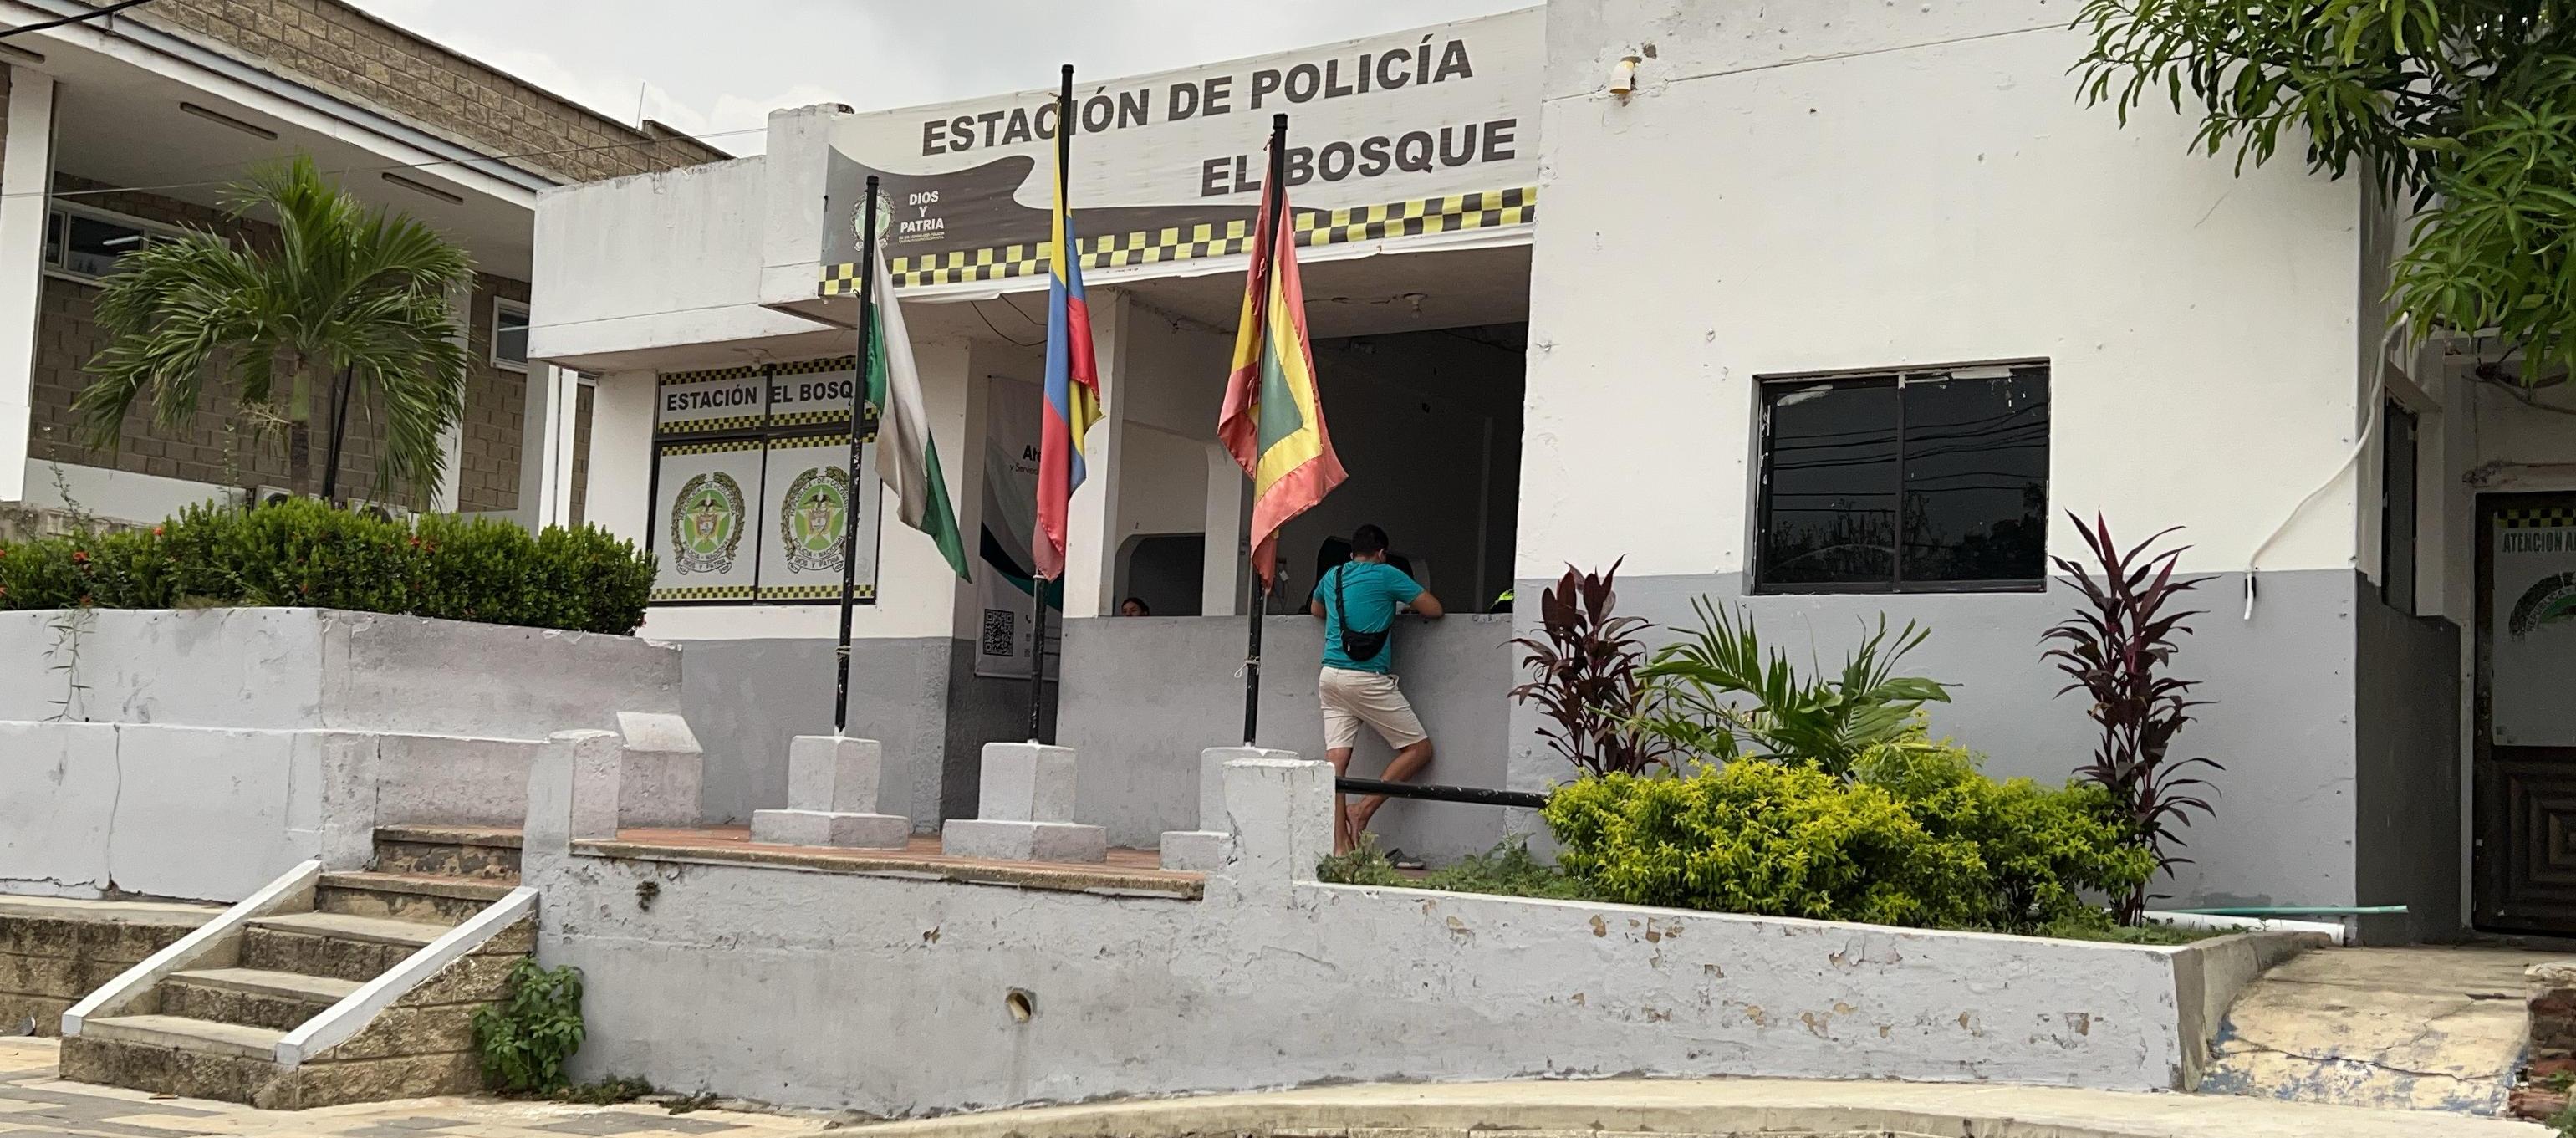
[1545,745,2150,933]
[0,498,654,635]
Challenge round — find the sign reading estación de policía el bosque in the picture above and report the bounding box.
[819,7,1541,292]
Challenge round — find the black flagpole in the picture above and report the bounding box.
[1029,64,1078,744]
[1240,112,1288,747]
[834,176,882,735]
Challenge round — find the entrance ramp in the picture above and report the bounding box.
[2199,946,2556,1115]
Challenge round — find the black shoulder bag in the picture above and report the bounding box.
[1334,564,1390,662]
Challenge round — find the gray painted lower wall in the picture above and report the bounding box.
[1508,569,2369,915]
[940,642,1059,823]
[2354,579,2464,942]
[674,637,951,829]
[1056,614,1516,861]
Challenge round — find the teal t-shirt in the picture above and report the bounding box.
[1314,561,1422,673]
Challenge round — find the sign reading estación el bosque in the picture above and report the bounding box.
[819,7,1542,292]
[647,359,884,605]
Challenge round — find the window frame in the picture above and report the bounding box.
[491,298,532,372]
[43,202,190,284]
[1752,360,2053,596]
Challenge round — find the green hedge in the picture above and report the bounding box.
[0,498,655,635]
[1543,743,2152,934]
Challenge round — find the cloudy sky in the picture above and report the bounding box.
[345,1,1534,155]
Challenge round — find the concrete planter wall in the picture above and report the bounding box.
[0,608,681,738]
[519,743,2324,1115]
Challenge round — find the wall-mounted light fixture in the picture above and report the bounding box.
[0,43,47,65]
[180,101,278,140]
[382,171,463,205]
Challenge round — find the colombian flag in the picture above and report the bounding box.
[1033,136,1101,581]
[1217,169,1345,588]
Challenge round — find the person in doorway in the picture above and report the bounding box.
[1120,596,1151,617]
[1310,523,1445,855]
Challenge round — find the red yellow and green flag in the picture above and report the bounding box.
[1217,166,1344,588]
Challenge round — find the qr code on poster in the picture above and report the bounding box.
[980,610,1016,658]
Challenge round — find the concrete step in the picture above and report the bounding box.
[241,911,450,984]
[60,1013,285,1106]
[80,1013,282,1059]
[318,871,513,924]
[161,967,360,1033]
[370,824,522,883]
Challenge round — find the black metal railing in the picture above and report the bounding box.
[1335,777,1545,810]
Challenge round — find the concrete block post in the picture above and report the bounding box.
[312,733,382,872]
[1160,747,1298,872]
[941,743,1107,863]
[615,711,702,828]
[749,736,911,849]
[1220,754,1334,893]
[524,730,624,858]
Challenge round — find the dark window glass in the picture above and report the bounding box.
[1760,378,1897,585]
[1757,365,2050,592]
[59,211,151,278]
[2382,400,2419,614]
[1901,370,2049,584]
[494,304,531,367]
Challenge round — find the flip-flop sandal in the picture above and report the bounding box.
[1386,849,1426,870]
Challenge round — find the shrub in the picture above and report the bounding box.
[1633,599,1951,776]
[472,958,587,1095]
[1545,762,1989,928]
[1421,839,1595,900]
[0,498,654,635]
[1509,561,1669,775]
[1852,739,2154,934]
[1545,748,2148,933]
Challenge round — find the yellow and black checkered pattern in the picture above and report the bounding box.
[2500,507,2576,528]
[652,584,757,602]
[819,186,1539,294]
[659,438,765,457]
[659,357,856,385]
[754,583,879,601]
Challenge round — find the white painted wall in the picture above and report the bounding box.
[1523,0,2364,581]
[17,461,243,526]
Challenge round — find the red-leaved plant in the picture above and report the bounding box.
[1511,561,1669,777]
[2042,513,2221,926]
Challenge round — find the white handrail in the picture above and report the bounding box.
[273,885,538,1068]
[62,860,322,1036]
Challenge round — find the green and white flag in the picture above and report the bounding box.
[867,250,971,580]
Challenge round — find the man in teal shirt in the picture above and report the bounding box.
[1309,523,1446,855]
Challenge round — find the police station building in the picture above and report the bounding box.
[533,0,2576,942]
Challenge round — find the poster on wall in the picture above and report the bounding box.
[974,378,1058,681]
[649,439,765,603]
[820,7,1541,291]
[2491,516,2576,745]
[755,434,882,603]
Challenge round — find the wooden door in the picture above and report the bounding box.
[2475,492,2576,932]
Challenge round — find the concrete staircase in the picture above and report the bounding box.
[58,826,533,1109]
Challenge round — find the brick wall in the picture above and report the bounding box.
[140,0,727,183]
[28,174,535,513]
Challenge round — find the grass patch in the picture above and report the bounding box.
[549,1075,654,1105]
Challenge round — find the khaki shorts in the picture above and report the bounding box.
[1319,666,1429,751]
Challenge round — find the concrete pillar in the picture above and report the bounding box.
[749,735,910,848]
[1202,442,1247,616]
[614,711,702,828]
[584,370,655,545]
[514,362,579,529]
[0,68,54,505]
[524,729,624,855]
[1160,746,1298,872]
[1219,753,1334,894]
[1061,290,1128,618]
[941,742,1106,862]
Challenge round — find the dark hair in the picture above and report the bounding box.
[1351,524,1390,556]
[1120,596,1150,614]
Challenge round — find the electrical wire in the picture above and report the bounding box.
[0,0,155,39]
[968,300,1043,348]
[2242,314,2414,619]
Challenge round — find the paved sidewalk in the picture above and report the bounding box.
[2199,946,2557,1115]
[0,1038,828,1138]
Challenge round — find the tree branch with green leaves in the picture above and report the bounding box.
[2074,0,2576,380]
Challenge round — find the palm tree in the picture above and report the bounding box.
[74,156,472,503]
